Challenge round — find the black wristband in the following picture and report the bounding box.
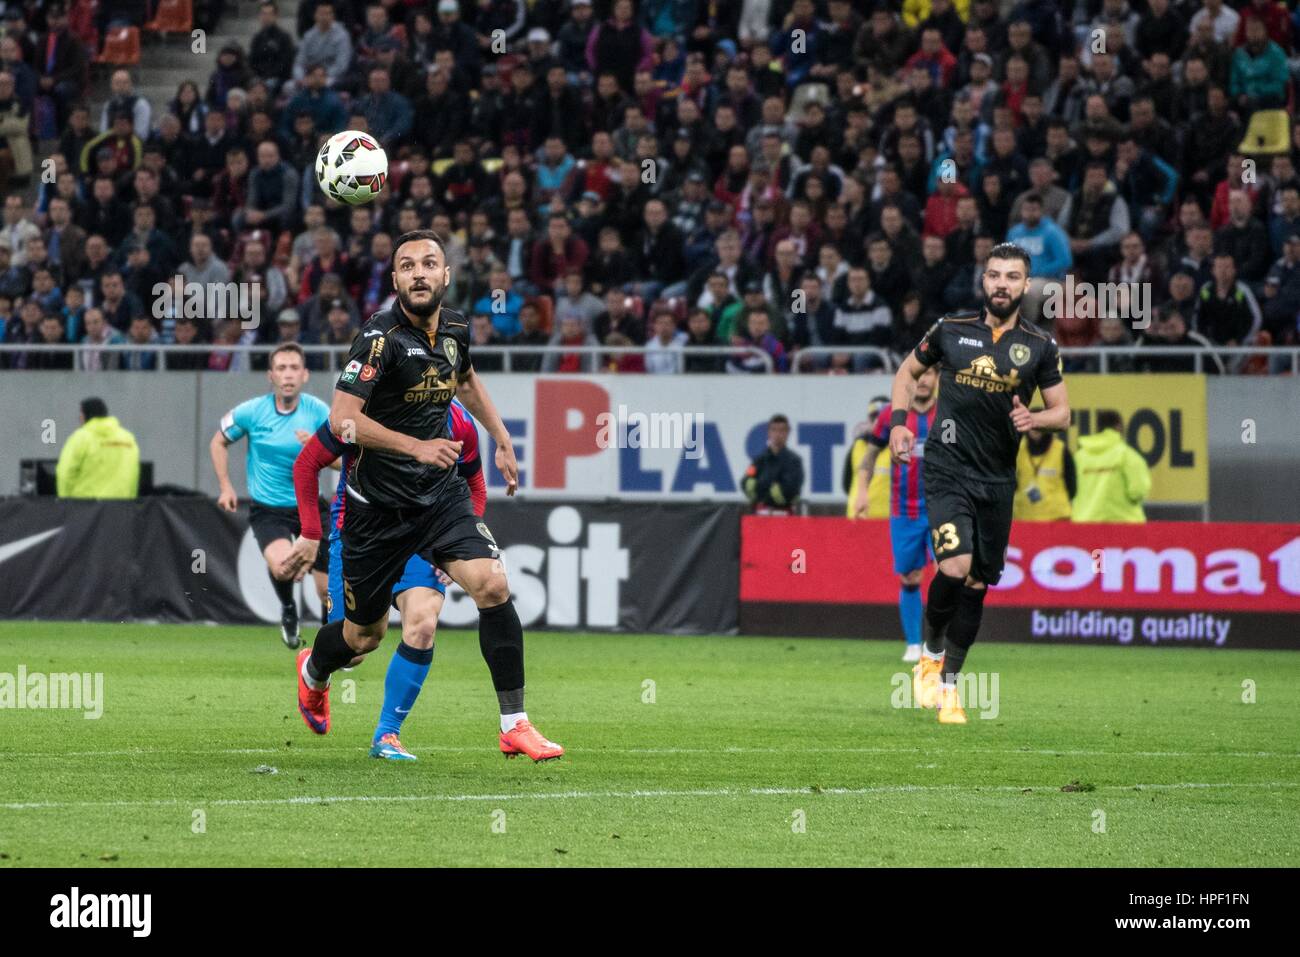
[890,409,909,429]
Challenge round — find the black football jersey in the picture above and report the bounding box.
[912,309,1063,485]
[335,305,473,508]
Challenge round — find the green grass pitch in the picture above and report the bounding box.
[1,622,1297,867]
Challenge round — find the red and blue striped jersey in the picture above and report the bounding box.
[868,404,937,520]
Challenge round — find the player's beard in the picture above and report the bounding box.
[397,279,446,321]
[984,289,1023,320]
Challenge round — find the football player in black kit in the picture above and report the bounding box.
[286,229,563,761]
[889,243,1070,724]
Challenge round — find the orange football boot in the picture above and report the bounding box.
[297,647,330,734]
[499,719,564,762]
[912,655,943,709]
[938,685,967,725]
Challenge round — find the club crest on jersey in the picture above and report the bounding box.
[443,337,457,366]
[955,354,1021,393]
[1009,343,1031,366]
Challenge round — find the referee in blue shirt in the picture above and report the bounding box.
[210,342,332,647]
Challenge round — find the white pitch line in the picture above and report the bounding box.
[2,744,1298,760]
[2,781,1299,812]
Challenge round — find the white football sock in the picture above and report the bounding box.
[500,711,527,733]
[301,657,329,691]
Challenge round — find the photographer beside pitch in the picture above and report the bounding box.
[889,243,1070,724]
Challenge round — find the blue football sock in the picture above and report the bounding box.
[373,640,433,742]
[900,584,923,646]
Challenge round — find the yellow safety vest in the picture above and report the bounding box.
[846,438,893,518]
[1014,437,1071,521]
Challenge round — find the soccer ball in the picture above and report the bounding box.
[316,130,388,205]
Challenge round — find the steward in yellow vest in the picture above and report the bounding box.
[844,435,892,518]
[1013,428,1075,521]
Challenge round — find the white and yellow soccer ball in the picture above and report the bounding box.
[316,130,388,205]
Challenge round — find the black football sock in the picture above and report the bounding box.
[305,620,354,685]
[925,571,964,655]
[478,599,525,704]
[269,570,296,610]
[942,585,988,684]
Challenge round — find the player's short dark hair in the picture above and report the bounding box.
[768,414,790,427]
[987,242,1032,270]
[81,397,108,420]
[390,229,446,271]
[269,342,306,365]
[1097,410,1123,433]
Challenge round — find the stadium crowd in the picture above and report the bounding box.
[0,0,1299,374]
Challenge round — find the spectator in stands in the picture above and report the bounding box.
[99,69,151,141]
[0,69,33,190]
[1136,304,1223,375]
[168,316,211,370]
[1262,234,1300,361]
[470,312,505,373]
[250,2,296,95]
[644,306,686,374]
[593,288,644,345]
[1060,160,1131,283]
[293,2,353,91]
[56,398,140,500]
[123,316,162,371]
[543,313,600,373]
[316,298,357,350]
[1215,188,1273,285]
[1071,410,1151,524]
[235,140,300,236]
[741,414,803,513]
[473,266,524,339]
[729,308,787,374]
[510,301,550,372]
[1197,252,1262,356]
[530,214,589,294]
[1,195,39,268]
[78,307,124,371]
[97,271,142,332]
[832,266,892,371]
[553,269,603,337]
[34,3,87,130]
[1229,16,1289,112]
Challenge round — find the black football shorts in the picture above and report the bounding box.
[249,501,330,573]
[923,466,1015,586]
[339,490,499,625]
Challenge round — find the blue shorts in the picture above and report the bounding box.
[889,514,932,576]
[326,536,445,623]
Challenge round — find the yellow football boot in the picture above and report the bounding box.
[938,684,967,725]
[912,655,943,709]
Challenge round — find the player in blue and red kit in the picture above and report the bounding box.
[855,365,940,662]
[285,398,486,760]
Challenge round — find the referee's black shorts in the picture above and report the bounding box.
[923,466,1015,586]
[249,501,331,574]
[339,489,499,625]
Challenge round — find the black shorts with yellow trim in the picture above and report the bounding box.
[922,466,1015,586]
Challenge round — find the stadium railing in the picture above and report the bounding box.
[789,346,1300,374]
[5,344,1297,374]
[0,344,775,373]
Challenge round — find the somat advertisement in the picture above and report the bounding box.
[740,518,1300,649]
